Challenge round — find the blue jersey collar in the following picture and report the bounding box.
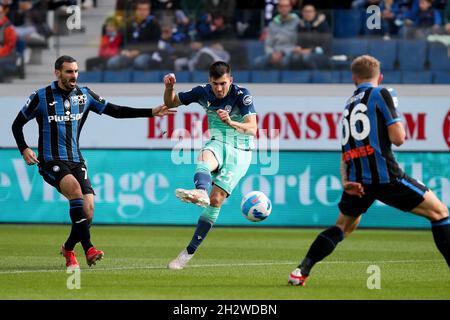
[354,82,374,93]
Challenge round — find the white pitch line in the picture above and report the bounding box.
[0,259,441,275]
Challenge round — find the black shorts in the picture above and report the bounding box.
[38,160,95,195]
[338,175,429,217]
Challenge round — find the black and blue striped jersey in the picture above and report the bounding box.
[341,82,404,184]
[20,81,108,163]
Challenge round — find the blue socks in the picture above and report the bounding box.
[186,207,221,255]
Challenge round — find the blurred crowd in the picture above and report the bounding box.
[85,0,450,72]
[1,0,449,81]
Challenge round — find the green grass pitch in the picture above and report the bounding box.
[0,224,449,300]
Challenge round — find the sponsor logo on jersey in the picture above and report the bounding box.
[48,113,84,123]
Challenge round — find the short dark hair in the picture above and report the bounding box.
[55,55,77,70]
[209,61,231,79]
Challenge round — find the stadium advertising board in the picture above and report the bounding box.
[0,149,448,228]
[0,96,448,151]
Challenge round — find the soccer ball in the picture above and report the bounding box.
[241,191,272,222]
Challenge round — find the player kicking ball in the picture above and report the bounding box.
[163,61,258,269]
[288,55,449,286]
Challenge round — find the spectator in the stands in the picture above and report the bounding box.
[107,0,161,70]
[297,3,330,33]
[8,0,53,46]
[403,0,442,38]
[444,0,450,34]
[196,12,235,41]
[196,12,248,69]
[174,40,231,71]
[379,0,405,38]
[141,21,188,70]
[254,0,300,69]
[205,0,236,25]
[233,0,265,39]
[86,16,122,71]
[180,0,204,21]
[0,0,17,81]
[290,4,331,69]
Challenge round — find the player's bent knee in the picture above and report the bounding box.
[432,204,449,221]
[209,195,224,208]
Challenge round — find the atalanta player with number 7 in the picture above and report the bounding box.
[11,55,175,269]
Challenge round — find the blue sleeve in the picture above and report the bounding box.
[86,87,108,114]
[20,91,40,121]
[378,88,401,126]
[239,89,256,118]
[177,86,204,105]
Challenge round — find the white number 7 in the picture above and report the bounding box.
[81,168,87,180]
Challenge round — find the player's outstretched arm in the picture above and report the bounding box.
[163,73,182,109]
[102,103,176,118]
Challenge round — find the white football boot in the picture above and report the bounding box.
[175,188,210,208]
[168,249,194,270]
[288,268,309,286]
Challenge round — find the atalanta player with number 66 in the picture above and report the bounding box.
[288,55,450,286]
[11,55,175,269]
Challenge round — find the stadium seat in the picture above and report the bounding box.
[103,70,132,82]
[368,39,398,71]
[191,70,208,83]
[311,71,340,83]
[231,70,251,83]
[280,71,311,83]
[250,70,280,83]
[382,71,402,84]
[333,9,363,38]
[433,71,450,84]
[428,42,450,71]
[78,71,103,83]
[397,40,427,71]
[402,71,433,84]
[132,71,161,83]
[332,38,369,59]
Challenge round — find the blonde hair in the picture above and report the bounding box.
[351,55,380,81]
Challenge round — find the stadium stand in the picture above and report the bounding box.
[2,1,449,85]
